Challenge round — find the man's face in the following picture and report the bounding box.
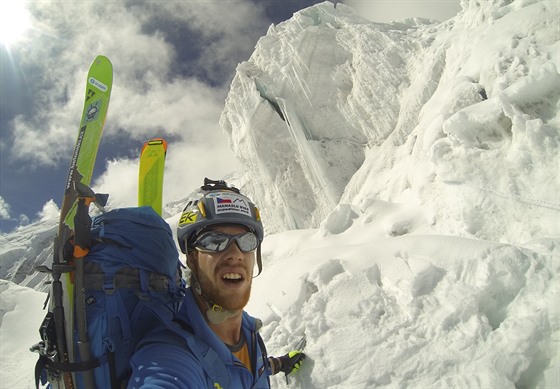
[190,225,255,311]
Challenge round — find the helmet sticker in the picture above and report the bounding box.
[179,211,198,226]
[213,193,252,217]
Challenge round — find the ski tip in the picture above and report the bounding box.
[148,138,167,149]
[141,138,168,154]
[93,55,112,64]
[88,55,113,92]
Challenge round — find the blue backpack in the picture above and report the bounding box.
[34,206,185,388]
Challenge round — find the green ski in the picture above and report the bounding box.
[33,55,113,389]
[138,138,167,216]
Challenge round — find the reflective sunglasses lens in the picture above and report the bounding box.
[236,232,258,252]
[196,232,230,252]
[195,231,258,253]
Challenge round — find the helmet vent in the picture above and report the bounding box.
[197,201,206,217]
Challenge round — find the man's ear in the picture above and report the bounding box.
[186,249,197,270]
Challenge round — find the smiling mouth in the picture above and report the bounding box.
[222,272,244,284]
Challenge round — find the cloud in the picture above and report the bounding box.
[0,196,11,220]
[343,0,461,23]
[37,199,60,221]
[93,158,139,209]
[0,197,33,230]
[109,77,226,141]
[0,198,58,228]
[128,1,270,85]
[18,213,29,226]
[163,138,239,206]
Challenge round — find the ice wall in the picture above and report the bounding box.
[221,0,559,244]
[221,2,423,231]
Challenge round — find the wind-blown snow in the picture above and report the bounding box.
[1,1,559,388]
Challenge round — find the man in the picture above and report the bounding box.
[128,178,305,388]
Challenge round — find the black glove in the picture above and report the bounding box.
[278,350,306,375]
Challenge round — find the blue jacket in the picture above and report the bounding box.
[128,288,272,389]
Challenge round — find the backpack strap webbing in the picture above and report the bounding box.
[173,318,231,389]
[83,263,179,292]
[34,354,110,389]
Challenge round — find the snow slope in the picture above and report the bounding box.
[0,281,47,388]
[1,0,559,388]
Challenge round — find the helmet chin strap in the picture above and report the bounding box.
[192,272,240,324]
[206,304,240,324]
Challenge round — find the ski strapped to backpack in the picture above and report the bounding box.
[29,56,184,389]
[32,190,185,388]
[30,55,113,389]
[138,138,167,216]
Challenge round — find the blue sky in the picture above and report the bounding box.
[0,0,460,233]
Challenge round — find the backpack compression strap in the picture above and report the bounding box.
[34,354,109,389]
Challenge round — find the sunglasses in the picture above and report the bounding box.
[193,231,259,253]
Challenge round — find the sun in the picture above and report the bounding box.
[0,0,31,47]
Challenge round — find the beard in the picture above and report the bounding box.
[191,264,252,311]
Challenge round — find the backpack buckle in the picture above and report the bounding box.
[103,276,115,295]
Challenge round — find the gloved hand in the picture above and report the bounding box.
[278,350,306,375]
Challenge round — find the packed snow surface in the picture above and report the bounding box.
[1,1,559,388]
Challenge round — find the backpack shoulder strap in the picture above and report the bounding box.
[136,319,231,389]
[173,318,231,389]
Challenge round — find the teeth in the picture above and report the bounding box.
[223,273,242,280]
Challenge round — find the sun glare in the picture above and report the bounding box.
[0,0,31,47]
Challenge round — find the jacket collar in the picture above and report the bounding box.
[179,287,261,363]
